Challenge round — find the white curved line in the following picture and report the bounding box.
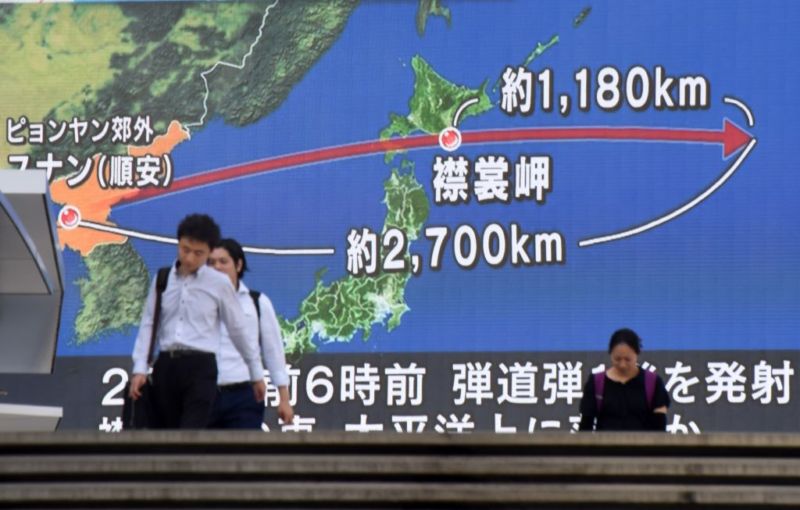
[79,220,177,244]
[453,97,479,127]
[579,138,757,247]
[185,0,279,131]
[723,96,755,127]
[78,220,334,256]
[243,246,334,256]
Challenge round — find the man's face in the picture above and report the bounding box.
[208,247,240,287]
[177,237,211,274]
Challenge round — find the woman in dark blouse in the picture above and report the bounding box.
[579,328,670,431]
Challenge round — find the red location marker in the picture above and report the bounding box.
[439,127,462,152]
[58,205,81,230]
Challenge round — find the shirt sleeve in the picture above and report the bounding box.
[578,375,597,431]
[645,375,670,431]
[652,374,671,409]
[218,278,263,382]
[131,276,157,375]
[257,294,290,387]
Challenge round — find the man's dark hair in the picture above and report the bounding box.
[608,328,642,354]
[216,238,248,280]
[176,214,221,249]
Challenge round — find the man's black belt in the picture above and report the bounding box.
[218,381,251,392]
[160,348,214,359]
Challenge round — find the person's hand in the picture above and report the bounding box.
[278,400,294,425]
[128,374,148,401]
[252,380,267,402]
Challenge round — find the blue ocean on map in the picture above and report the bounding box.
[57,1,800,357]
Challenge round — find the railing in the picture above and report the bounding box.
[1,431,800,508]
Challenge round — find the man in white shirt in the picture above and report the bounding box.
[207,238,294,428]
[128,214,266,428]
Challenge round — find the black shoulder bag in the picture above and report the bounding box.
[121,267,170,429]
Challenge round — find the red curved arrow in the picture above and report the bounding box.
[462,119,752,159]
[121,119,752,204]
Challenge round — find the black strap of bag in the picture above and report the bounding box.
[249,289,262,348]
[148,266,171,363]
[122,266,170,429]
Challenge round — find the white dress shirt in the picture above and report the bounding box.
[216,281,290,387]
[131,263,263,381]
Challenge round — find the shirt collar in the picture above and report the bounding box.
[236,280,250,295]
[172,260,207,278]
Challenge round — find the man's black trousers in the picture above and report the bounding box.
[149,351,218,429]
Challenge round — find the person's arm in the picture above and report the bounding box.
[129,276,157,399]
[217,279,264,387]
[647,375,670,431]
[276,386,294,425]
[578,375,597,431]
[258,294,294,424]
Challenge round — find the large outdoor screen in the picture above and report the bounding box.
[1,1,797,432]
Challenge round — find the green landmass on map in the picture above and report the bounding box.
[74,243,149,341]
[574,6,591,28]
[15,0,360,172]
[0,1,358,344]
[521,35,559,68]
[279,30,564,355]
[281,166,429,357]
[492,34,559,93]
[380,55,492,163]
[281,49,500,355]
[416,0,451,36]
[0,5,136,163]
